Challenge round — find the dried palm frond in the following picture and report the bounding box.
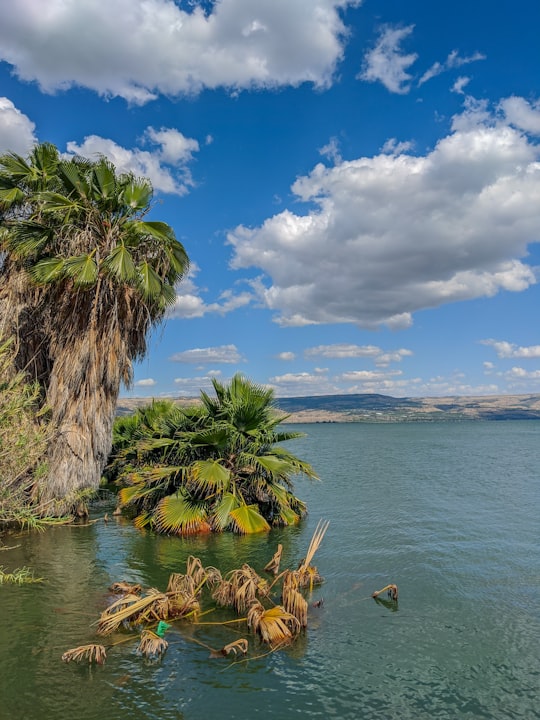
[247,601,300,647]
[202,565,222,588]
[282,586,308,628]
[264,544,283,576]
[185,556,206,586]
[297,564,324,590]
[166,573,191,594]
[212,579,235,608]
[62,644,107,665]
[228,564,269,613]
[372,584,398,601]
[137,629,168,660]
[108,581,142,595]
[96,589,170,635]
[209,638,249,659]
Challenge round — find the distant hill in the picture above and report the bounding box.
[117,392,540,422]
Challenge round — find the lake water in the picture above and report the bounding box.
[0,421,539,720]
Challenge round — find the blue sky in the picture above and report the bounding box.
[1,0,540,398]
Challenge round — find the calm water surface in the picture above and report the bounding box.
[1,421,538,720]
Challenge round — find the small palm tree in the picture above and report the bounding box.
[0,144,189,513]
[112,374,318,534]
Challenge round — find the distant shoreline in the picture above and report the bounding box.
[117,392,540,423]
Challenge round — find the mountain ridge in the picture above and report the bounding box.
[117,392,540,422]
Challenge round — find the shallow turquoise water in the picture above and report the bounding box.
[1,421,538,719]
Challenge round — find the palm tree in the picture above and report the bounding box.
[113,374,318,534]
[0,143,189,513]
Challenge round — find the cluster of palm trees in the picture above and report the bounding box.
[108,374,318,534]
[0,143,188,514]
[0,143,316,532]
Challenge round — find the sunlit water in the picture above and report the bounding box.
[1,421,539,720]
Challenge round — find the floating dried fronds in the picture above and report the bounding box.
[282,586,308,628]
[209,638,249,658]
[227,564,269,613]
[108,581,142,595]
[62,644,107,665]
[202,565,222,588]
[186,556,206,586]
[212,578,235,608]
[96,589,170,636]
[166,573,191,594]
[297,564,323,590]
[247,601,299,647]
[137,630,168,660]
[264,544,283,576]
[372,584,398,601]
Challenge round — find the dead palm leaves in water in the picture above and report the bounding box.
[372,583,398,601]
[64,520,329,664]
[96,589,170,636]
[137,629,168,660]
[211,563,268,613]
[247,601,300,648]
[62,644,107,665]
[264,544,283,576]
[209,638,249,659]
[281,570,308,628]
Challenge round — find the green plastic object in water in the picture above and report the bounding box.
[155,620,171,638]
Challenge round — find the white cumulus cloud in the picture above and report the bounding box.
[0,97,37,154]
[66,127,199,195]
[0,0,359,103]
[228,97,540,329]
[481,339,540,359]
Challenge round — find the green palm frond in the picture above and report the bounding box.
[63,253,98,286]
[35,191,81,213]
[0,152,32,181]
[190,459,230,494]
[91,161,117,201]
[153,492,210,535]
[57,161,90,198]
[210,492,239,531]
[30,257,66,283]
[103,244,137,281]
[129,220,177,242]
[137,261,163,299]
[228,503,270,535]
[4,221,53,257]
[0,186,25,205]
[122,180,152,210]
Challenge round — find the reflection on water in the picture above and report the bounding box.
[0,421,539,719]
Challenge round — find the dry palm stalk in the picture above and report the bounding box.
[62,644,107,665]
[109,581,142,595]
[209,638,249,659]
[298,519,329,572]
[372,584,398,601]
[96,589,170,635]
[247,601,300,647]
[297,519,329,589]
[264,544,283,576]
[137,629,168,660]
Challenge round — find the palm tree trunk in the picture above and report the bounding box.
[38,325,124,515]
